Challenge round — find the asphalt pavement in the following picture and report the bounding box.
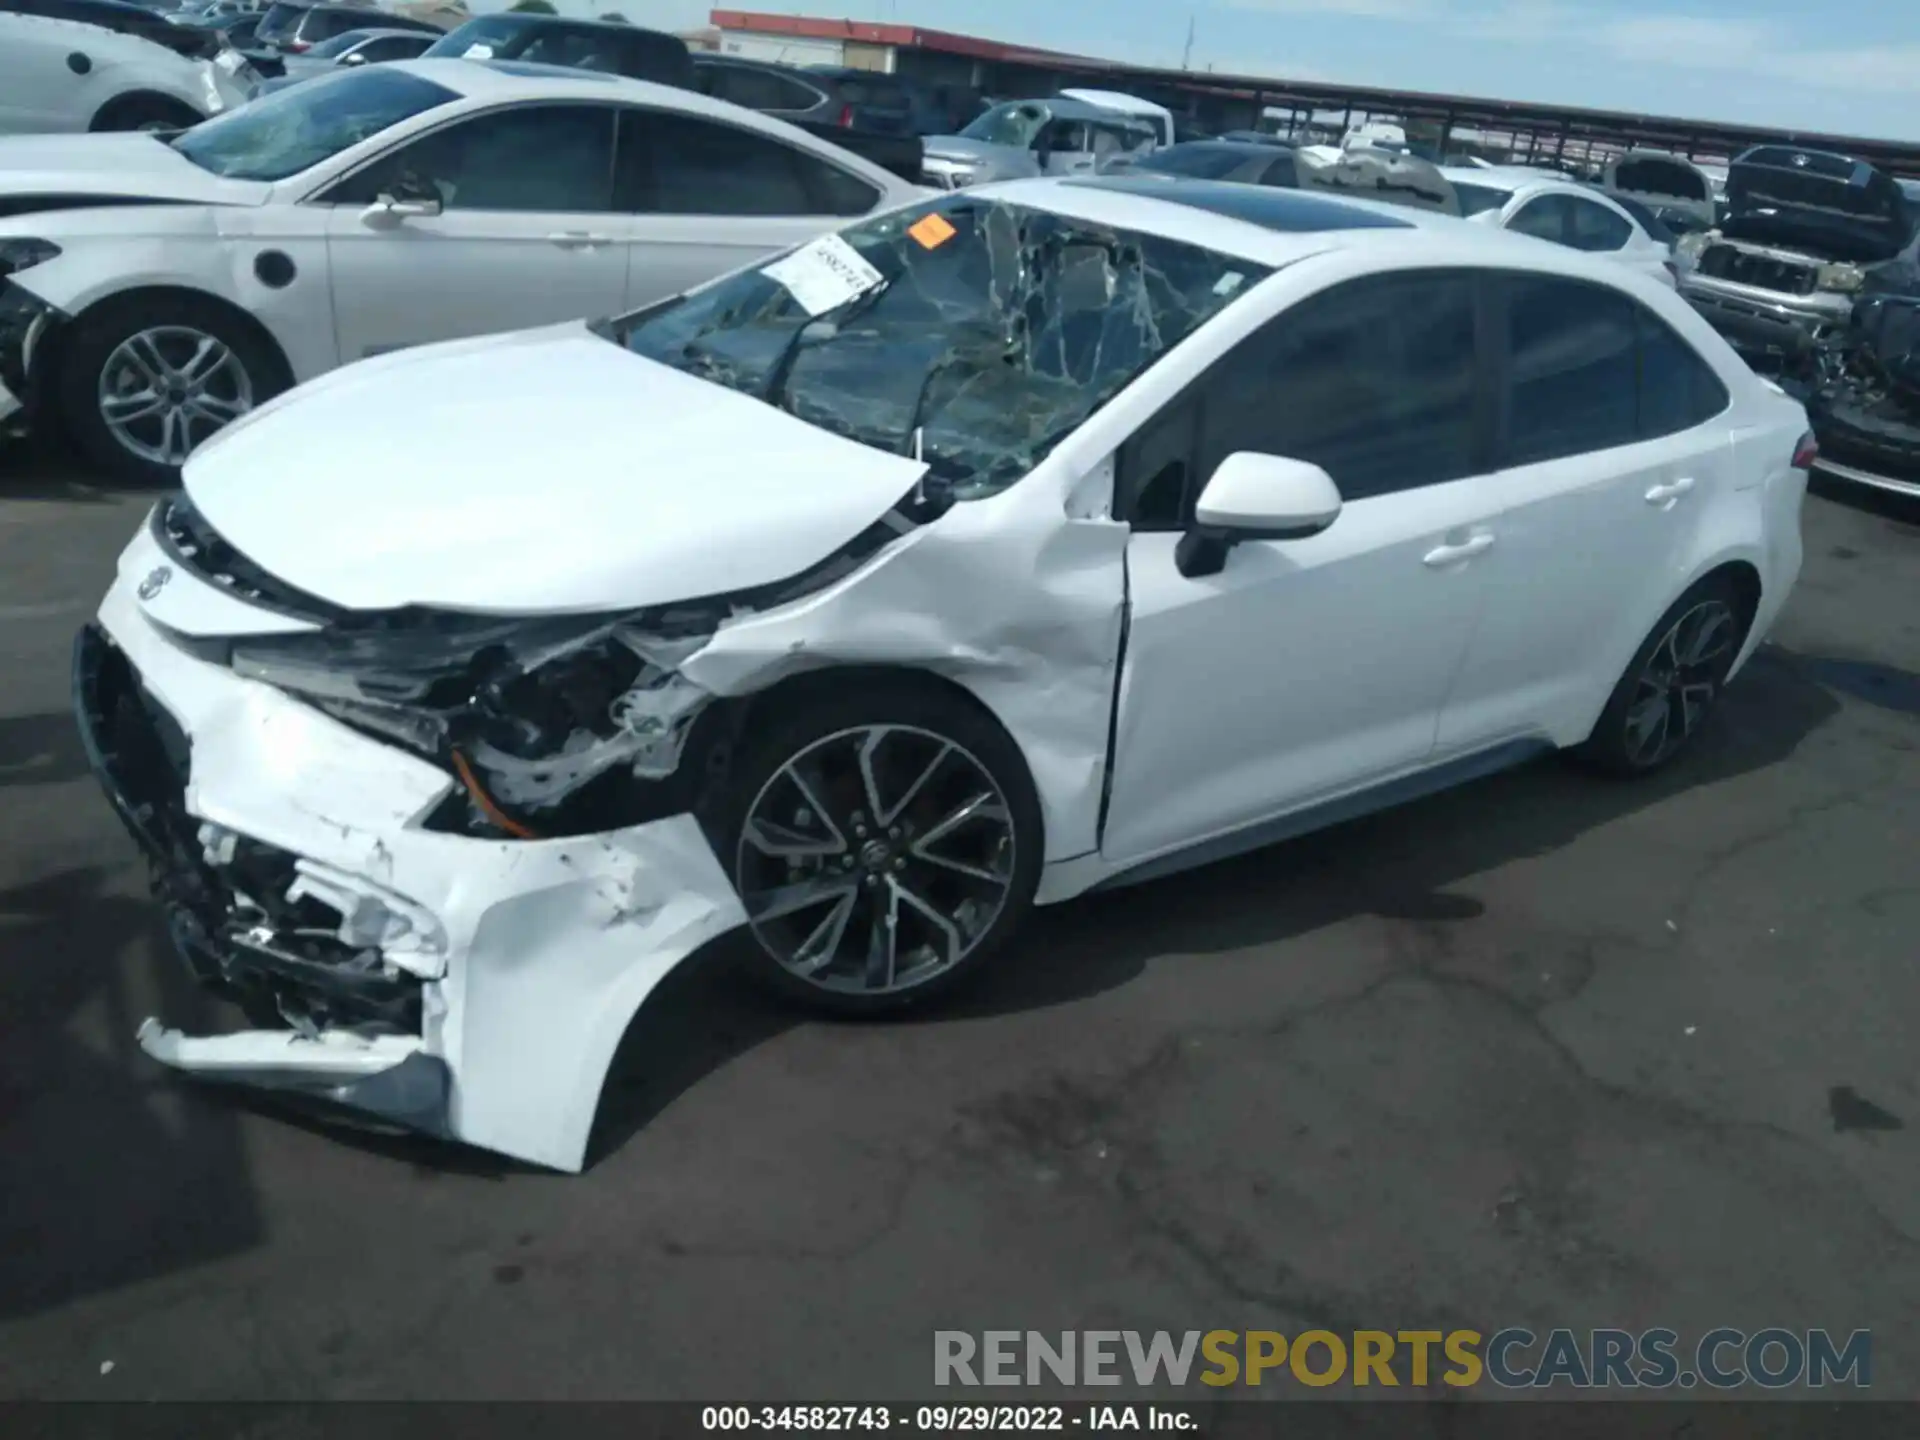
[1,441,1916,1403]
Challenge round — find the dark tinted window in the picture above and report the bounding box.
[703,62,820,112]
[518,29,629,73]
[1198,271,1482,503]
[624,110,873,216]
[1507,193,1569,242]
[254,1,304,44]
[1452,180,1512,217]
[1566,197,1633,251]
[1637,307,1730,437]
[1604,192,1676,245]
[1137,145,1251,180]
[1257,153,1298,187]
[1503,275,1638,465]
[332,104,616,211]
[358,34,431,61]
[306,27,378,58]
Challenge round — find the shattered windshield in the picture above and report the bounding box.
[171,68,458,181]
[960,101,1049,148]
[612,195,1269,501]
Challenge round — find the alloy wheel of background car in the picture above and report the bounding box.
[98,325,254,469]
[1576,573,1748,776]
[718,683,1044,1016]
[60,294,290,484]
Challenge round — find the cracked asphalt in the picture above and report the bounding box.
[1,449,1915,1406]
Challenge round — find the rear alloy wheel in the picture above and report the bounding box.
[60,296,287,484]
[1577,576,1746,775]
[720,688,1043,1015]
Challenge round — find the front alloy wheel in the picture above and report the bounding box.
[738,725,1017,996]
[718,683,1044,1015]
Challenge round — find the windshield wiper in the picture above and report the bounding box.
[759,275,894,412]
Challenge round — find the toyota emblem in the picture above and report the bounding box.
[137,565,172,601]
[1792,152,1811,167]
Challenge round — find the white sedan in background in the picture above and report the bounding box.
[0,12,253,135]
[0,58,920,480]
[1443,165,1677,286]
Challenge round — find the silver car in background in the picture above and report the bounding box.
[919,96,1157,189]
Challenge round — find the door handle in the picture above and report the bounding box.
[1423,532,1495,567]
[1645,476,1696,505]
[547,231,613,250]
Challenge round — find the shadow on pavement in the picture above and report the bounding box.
[588,643,1843,1161]
[0,435,140,505]
[0,710,93,790]
[0,866,264,1322]
[944,643,1843,1017]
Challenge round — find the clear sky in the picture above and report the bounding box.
[519,0,1920,143]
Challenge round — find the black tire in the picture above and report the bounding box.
[59,293,289,486]
[712,677,1044,1017]
[90,92,204,133]
[1573,573,1749,777]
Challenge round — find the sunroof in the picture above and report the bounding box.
[1065,176,1414,232]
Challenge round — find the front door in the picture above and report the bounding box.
[1100,270,1504,866]
[320,102,630,361]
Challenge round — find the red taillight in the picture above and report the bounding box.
[837,103,854,127]
[1790,431,1818,470]
[285,39,309,52]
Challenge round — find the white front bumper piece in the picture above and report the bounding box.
[77,523,747,1172]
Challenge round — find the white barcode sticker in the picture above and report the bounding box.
[762,233,885,317]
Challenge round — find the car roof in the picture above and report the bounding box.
[968,175,1582,266]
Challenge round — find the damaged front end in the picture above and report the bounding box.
[152,490,912,841]
[0,240,68,434]
[1797,288,1920,498]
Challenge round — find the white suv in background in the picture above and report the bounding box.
[0,12,252,134]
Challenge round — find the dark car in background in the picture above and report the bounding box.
[0,0,227,56]
[428,21,923,182]
[1675,146,1916,370]
[425,12,691,84]
[253,0,440,54]
[1101,138,1299,188]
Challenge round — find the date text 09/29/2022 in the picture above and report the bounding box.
[702,1407,1195,1431]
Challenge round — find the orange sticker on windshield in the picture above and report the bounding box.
[908,213,958,249]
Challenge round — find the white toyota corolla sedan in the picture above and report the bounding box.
[0,58,919,482]
[76,177,1811,1171]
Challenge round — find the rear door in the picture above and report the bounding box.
[1436,273,1738,749]
[322,102,631,360]
[615,106,884,309]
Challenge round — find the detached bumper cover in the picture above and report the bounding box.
[74,552,748,1172]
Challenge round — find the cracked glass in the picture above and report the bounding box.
[610,194,1271,501]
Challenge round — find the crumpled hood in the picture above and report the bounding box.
[921,137,1039,179]
[181,324,929,616]
[1722,148,1912,264]
[0,133,270,210]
